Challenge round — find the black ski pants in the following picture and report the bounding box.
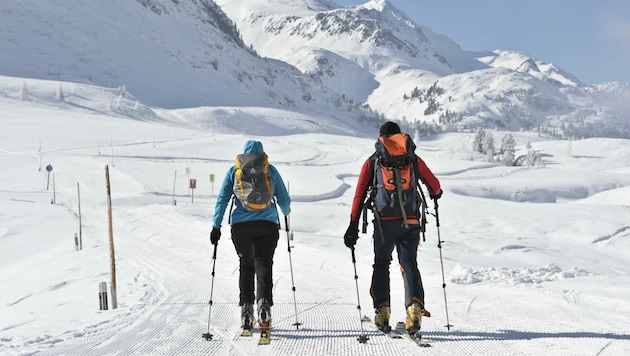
[231,220,279,306]
[370,219,424,309]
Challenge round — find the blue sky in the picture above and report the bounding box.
[335,0,630,85]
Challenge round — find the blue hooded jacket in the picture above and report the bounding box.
[212,140,291,228]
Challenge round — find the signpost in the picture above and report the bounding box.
[46,164,53,190]
[190,178,196,204]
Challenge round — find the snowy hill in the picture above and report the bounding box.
[0,0,385,136]
[3,0,629,138]
[217,0,630,137]
[1,74,630,355]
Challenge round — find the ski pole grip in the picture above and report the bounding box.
[433,198,440,227]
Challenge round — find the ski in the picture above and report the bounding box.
[380,326,404,339]
[257,322,271,345]
[361,316,403,339]
[240,328,253,337]
[395,322,431,347]
[361,315,431,346]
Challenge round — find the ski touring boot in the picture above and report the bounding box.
[257,299,272,345]
[405,298,424,335]
[374,305,391,333]
[240,303,255,337]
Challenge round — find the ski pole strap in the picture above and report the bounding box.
[433,197,440,228]
[373,214,385,245]
[273,197,282,230]
[228,195,235,224]
[285,214,290,232]
[361,202,368,233]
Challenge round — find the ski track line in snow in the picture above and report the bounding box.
[5,137,630,355]
[4,197,467,355]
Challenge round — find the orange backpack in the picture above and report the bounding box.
[371,133,421,226]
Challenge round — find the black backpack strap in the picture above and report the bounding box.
[412,156,429,241]
[391,165,409,228]
[361,154,378,233]
[228,194,235,224]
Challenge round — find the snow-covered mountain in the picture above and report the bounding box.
[3,58,630,356]
[0,0,382,136]
[2,0,629,138]
[217,0,630,138]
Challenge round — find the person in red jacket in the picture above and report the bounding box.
[344,121,442,334]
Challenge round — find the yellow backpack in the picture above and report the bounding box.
[233,152,273,211]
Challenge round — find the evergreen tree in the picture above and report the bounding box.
[482,132,495,159]
[473,127,485,153]
[526,148,542,167]
[500,133,516,166]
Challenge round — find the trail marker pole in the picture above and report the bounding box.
[99,282,108,310]
[105,165,118,309]
[46,164,53,190]
[77,182,83,250]
[172,170,177,205]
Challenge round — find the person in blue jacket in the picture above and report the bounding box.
[210,140,291,332]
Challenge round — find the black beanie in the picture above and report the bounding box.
[379,121,401,136]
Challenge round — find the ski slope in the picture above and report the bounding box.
[1,77,630,355]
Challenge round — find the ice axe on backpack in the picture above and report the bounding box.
[361,182,385,245]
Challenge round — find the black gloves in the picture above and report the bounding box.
[210,227,221,245]
[344,221,359,248]
[430,189,443,200]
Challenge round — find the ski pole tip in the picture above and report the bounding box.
[201,332,213,341]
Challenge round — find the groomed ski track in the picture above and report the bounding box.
[19,198,627,356]
[3,133,629,356]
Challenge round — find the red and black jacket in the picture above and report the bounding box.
[349,154,441,223]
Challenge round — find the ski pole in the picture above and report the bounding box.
[351,247,369,343]
[202,243,218,340]
[285,214,302,329]
[433,198,453,330]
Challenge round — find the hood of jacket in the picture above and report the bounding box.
[243,140,264,154]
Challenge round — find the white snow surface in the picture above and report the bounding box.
[1,77,630,355]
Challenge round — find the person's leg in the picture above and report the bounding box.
[252,221,279,307]
[396,225,424,307]
[231,223,256,306]
[395,225,426,332]
[370,220,398,309]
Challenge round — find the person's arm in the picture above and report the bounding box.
[270,165,291,216]
[416,156,442,197]
[212,167,235,228]
[350,158,372,222]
